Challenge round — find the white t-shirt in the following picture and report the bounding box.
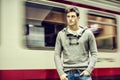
[67,28,81,35]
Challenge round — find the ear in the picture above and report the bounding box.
[77,16,80,20]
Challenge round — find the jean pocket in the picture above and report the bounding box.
[81,74,92,80]
[74,73,80,77]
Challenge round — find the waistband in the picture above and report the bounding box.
[65,69,84,73]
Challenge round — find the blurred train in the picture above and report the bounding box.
[0,0,120,80]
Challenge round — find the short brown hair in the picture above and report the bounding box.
[65,7,80,16]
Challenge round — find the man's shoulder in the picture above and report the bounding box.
[80,26,90,33]
[58,28,67,34]
[80,26,94,37]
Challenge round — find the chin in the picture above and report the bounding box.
[68,24,74,26]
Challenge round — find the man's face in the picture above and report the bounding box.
[66,12,79,27]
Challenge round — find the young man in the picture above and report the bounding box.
[54,7,97,80]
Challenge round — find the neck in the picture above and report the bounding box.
[69,25,80,31]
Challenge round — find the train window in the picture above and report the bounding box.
[25,2,66,50]
[88,11,117,51]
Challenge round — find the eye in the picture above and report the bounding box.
[71,15,75,18]
[67,15,70,18]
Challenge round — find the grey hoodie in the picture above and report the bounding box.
[54,26,98,76]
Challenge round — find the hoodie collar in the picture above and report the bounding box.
[62,26,87,36]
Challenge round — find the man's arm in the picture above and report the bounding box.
[54,32,65,76]
[86,30,98,74]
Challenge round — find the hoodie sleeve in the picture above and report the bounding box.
[86,30,98,74]
[54,32,64,76]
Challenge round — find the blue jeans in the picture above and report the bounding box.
[65,70,92,80]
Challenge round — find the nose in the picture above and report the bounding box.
[68,16,72,20]
[69,16,72,19]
